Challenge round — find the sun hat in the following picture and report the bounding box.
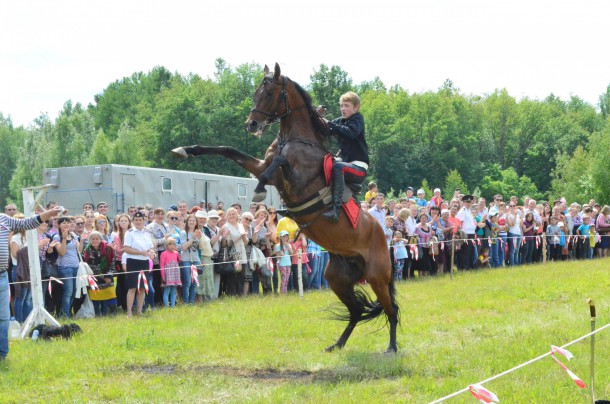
[279,230,289,237]
[195,210,208,218]
[207,210,220,219]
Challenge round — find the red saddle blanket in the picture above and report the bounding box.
[323,154,360,228]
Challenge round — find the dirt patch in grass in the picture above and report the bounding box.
[126,363,314,382]
[125,363,405,384]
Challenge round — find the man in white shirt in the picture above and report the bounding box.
[456,195,476,269]
[368,193,386,228]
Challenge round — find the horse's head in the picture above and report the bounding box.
[246,63,288,137]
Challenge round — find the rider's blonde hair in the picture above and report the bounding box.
[340,91,361,109]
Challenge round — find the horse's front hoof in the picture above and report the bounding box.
[384,347,397,355]
[171,147,189,159]
[324,344,340,353]
[252,191,267,203]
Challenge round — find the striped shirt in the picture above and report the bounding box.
[1,214,42,272]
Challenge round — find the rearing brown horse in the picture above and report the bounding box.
[172,63,399,353]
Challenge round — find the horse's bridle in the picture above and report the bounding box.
[250,76,292,127]
[250,74,329,152]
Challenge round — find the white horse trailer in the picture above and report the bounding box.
[42,164,280,216]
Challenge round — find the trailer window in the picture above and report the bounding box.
[162,177,172,193]
[237,183,247,199]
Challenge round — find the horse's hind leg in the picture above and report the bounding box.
[324,254,365,352]
[366,257,399,354]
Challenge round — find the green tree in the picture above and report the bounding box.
[309,64,353,118]
[444,169,469,201]
[90,66,173,139]
[0,115,25,207]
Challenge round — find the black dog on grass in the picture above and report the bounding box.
[30,323,82,340]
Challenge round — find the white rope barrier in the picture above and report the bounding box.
[428,322,610,404]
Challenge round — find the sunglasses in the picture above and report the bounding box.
[170,217,180,221]
[243,218,253,222]
[97,220,107,224]
[75,222,84,225]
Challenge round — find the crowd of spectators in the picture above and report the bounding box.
[4,199,328,320]
[4,183,609,320]
[362,182,610,279]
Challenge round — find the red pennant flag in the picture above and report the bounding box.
[138,271,149,293]
[191,265,200,286]
[550,345,586,389]
[468,384,499,403]
[48,276,64,297]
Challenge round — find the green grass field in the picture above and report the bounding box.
[1,259,609,403]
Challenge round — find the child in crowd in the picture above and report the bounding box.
[475,247,491,269]
[365,182,377,206]
[384,216,395,248]
[274,230,293,294]
[588,225,596,259]
[546,216,561,261]
[558,222,568,261]
[391,230,409,280]
[160,237,181,307]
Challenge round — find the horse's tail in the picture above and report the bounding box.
[330,278,400,324]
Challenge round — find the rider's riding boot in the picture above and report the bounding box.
[322,171,345,223]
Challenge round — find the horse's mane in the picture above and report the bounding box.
[289,78,331,140]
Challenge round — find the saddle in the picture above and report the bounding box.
[324,154,361,228]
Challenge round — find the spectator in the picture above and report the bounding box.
[179,214,201,304]
[177,201,189,224]
[112,213,132,312]
[506,203,523,266]
[83,231,116,316]
[365,182,377,205]
[204,210,222,298]
[4,204,18,217]
[240,212,256,295]
[274,230,293,294]
[368,193,386,228]
[595,205,610,257]
[429,188,443,208]
[195,211,215,301]
[122,211,155,317]
[521,212,536,264]
[220,208,248,296]
[96,202,111,222]
[456,195,476,270]
[1,206,61,360]
[415,189,427,208]
[160,237,181,308]
[94,215,111,242]
[51,216,82,317]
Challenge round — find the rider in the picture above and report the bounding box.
[321,91,369,223]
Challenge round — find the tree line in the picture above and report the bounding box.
[1,58,609,208]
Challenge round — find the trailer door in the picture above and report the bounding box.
[121,173,136,212]
[193,178,206,207]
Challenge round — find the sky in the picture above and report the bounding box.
[1,0,608,127]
